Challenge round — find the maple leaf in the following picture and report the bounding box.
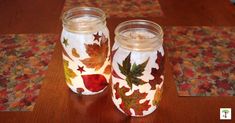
[149,51,164,90]
[152,86,163,106]
[114,83,151,116]
[63,59,76,86]
[80,36,108,70]
[72,48,80,58]
[118,53,149,89]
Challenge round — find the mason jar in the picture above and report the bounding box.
[61,7,110,95]
[111,20,164,117]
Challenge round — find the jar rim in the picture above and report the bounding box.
[114,19,164,51]
[115,19,163,40]
[62,7,106,33]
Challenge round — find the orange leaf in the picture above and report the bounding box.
[72,48,80,58]
[103,65,111,74]
[80,37,108,70]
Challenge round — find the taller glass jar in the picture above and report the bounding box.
[61,7,110,95]
[111,20,164,117]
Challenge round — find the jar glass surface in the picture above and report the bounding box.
[61,7,110,95]
[111,20,164,117]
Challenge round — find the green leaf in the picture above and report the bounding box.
[126,77,132,89]
[118,53,149,89]
[122,53,131,74]
[118,63,128,76]
[131,58,149,77]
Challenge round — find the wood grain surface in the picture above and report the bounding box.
[0,0,235,123]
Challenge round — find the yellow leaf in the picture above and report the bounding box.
[152,86,163,106]
[63,59,77,85]
[72,48,80,58]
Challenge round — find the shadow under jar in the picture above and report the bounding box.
[61,7,110,95]
[111,20,164,117]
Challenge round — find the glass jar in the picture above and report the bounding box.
[61,7,110,95]
[111,20,164,117]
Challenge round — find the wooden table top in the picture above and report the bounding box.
[0,0,235,123]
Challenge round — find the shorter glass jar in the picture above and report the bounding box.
[111,20,164,117]
[61,7,110,95]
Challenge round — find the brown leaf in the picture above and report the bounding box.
[80,38,108,70]
[72,48,80,58]
[114,83,151,116]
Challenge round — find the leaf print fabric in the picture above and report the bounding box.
[0,34,58,111]
[164,27,235,96]
[63,0,164,17]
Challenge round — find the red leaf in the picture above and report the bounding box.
[15,74,29,81]
[216,80,232,90]
[15,82,27,91]
[198,81,213,93]
[184,68,194,78]
[179,83,192,91]
[114,83,151,116]
[149,51,164,90]
[81,74,108,92]
[112,69,123,80]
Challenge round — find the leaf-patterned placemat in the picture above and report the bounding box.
[0,34,58,111]
[63,0,164,17]
[164,27,235,96]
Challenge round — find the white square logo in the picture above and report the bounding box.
[220,108,232,120]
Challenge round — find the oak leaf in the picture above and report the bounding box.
[114,83,151,116]
[149,51,164,90]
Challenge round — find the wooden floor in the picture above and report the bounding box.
[0,0,235,123]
